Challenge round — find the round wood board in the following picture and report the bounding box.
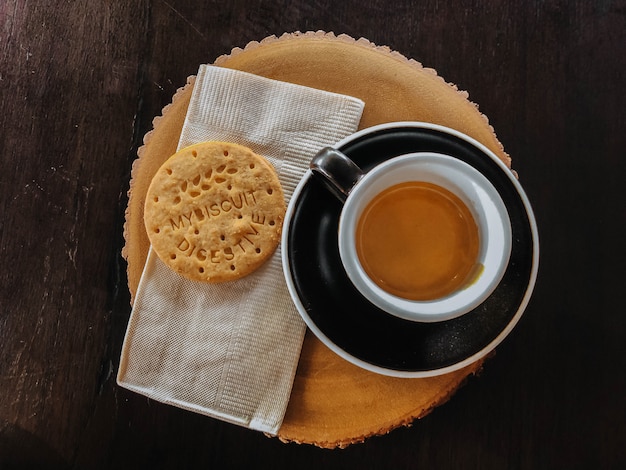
[123,31,511,448]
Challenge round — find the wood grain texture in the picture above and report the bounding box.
[1,0,625,468]
[122,33,497,448]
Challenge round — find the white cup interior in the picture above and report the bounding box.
[339,152,512,322]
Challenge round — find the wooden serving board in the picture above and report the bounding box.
[123,31,510,448]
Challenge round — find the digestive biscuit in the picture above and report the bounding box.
[144,141,286,282]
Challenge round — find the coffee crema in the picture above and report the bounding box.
[355,181,480,301]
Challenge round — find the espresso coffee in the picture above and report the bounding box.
[355,181,479,301]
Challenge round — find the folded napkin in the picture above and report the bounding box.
[117,65,364,434]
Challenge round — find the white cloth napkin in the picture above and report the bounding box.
[117,65,364,434]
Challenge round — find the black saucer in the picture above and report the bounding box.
[283,123,538,376]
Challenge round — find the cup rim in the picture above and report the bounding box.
[338,152,512,322]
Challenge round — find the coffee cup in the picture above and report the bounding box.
[310,147,512,322]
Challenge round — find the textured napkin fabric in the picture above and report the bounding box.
[117,65,364,434]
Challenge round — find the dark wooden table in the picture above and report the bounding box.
[1,1,625,468]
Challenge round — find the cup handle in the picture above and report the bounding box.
[310,147,364,202]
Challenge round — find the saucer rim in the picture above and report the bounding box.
[281,121,539,378]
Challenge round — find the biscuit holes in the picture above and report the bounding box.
[205,169,212,179]
[237,214,243,219]
[249,163,255,169]
[181,181,187,192]
[189,191,201,198]
[191,150,198,158]
[166,168,172,175]
[220,234,225,241]
[227,168,238,174]
[216,164,226,173]
[227,184,232,190]
[255,248,261,254]
[198,267,204,274]
[230,264,236,271]
[153,196,159,202]
[215,177,226,184]
[223,150,229,157]
[170,254,176,260]
[154,228,160,234]
[173,196,181,204]
[194,229,199,235]
[269,220,276,226]
[267,188,273,195]
[192,174,201,186]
